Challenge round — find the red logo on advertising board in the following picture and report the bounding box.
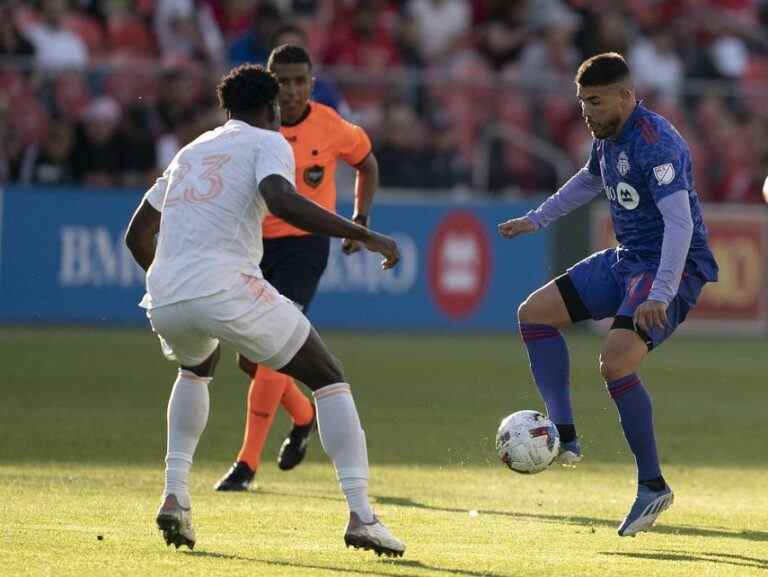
[428,211,491,319]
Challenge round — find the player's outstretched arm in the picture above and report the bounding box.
[125,199,161,271]
[499,168,604,239]
[260,174,399,269]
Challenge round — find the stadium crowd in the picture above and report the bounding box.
[1,0,767,201]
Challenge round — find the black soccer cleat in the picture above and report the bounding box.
[213,461,256,492]
[277,407,316,471]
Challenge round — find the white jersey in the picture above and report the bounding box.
[140,119,295,309]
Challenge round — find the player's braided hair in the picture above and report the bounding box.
[217,64,279,114]
[575,52,630,87]
[268,44,313,71]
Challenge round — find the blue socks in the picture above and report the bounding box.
[520,323,662,483]
[607,373,661,482]
[520,324,574,433]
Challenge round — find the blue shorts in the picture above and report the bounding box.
[261,235,330,313]
[566,249,706,349]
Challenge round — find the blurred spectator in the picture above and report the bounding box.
[228,2,283,66]
[519,3,579,85]
[70,96,127,187]
[405,0,471,64]
[154,0,225,65]
[422,112,471,190]
[206,0,254,41]
[120,105,157,187]
[105,1,157,58]
[156,62,209,133]
[0,99,20,182]
[20,0,88,71]
[16,118,74,185]
[375,100,428,188]
[476,0,529,71]
[581,9,630,57]
[630,30,683,103]
[0,3,34,60]
[323,0,400,69]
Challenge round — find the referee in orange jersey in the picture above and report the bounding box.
[215,45,378,491]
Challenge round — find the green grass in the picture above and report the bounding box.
[1,328,767,577]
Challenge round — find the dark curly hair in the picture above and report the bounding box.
[575,52,630,87]
[216,64,279,115]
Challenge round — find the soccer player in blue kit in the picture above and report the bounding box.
[498,53,719,536]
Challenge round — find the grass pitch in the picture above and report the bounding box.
[1,328,766,577]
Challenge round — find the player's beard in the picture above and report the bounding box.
[588,114,622,139]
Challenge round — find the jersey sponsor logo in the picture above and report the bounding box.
[653,163,675,186]
[303,165,325,188]
[428,211,491,319]
[611,182,640,210]
[617,151,630,176]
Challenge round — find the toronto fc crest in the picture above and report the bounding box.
[617,151,630,176]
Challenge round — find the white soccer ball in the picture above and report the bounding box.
[495,410,560,474]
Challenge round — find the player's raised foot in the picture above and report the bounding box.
[618,484,674,537]
[156,494,195,550]
[213,461,256,492]
[344,512,405,558]
[557,439,583,466]
[277,407,316,471]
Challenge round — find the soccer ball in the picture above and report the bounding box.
[495,410,560,474]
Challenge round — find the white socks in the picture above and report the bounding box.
[314,383,374,523]
[164,369,211,509]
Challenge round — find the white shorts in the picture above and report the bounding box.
[147,274,311,370]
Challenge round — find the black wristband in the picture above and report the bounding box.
[353,214,369,227]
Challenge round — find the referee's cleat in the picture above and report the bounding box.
[557,438,583,466]
[618,484,674,537]
[156,494,195,550]
[277,407,316,471]
[213,461,256,492]
[344,512,405,558]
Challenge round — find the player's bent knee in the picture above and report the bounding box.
[599,353,627,382]
[517,281,572,328]
[517,299,533,324]
[183,345,221,378]
[599,340,644,381]
[517,294,547,324]
[237,353,258,378]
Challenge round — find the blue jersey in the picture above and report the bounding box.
[586,103,718,282]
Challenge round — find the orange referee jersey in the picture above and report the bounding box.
[263,101,372,239]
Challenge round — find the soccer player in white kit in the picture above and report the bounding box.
[125,64,405,557]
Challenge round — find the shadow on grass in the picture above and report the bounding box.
[601,549,768,570]
[183,551,518,577]
[256,488,344,503]
[374,495,768,543]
